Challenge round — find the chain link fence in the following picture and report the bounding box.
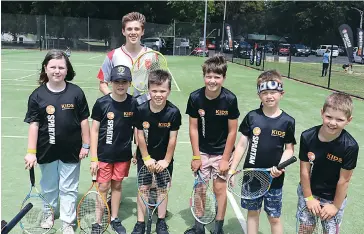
[2,13,363,98]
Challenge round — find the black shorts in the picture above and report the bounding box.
[137,158,173,188]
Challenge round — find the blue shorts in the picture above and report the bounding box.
[241,188,283,218]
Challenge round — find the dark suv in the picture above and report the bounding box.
[291,44,310,57]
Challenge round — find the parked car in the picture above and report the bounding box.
[235,41,252,58]
[291,44,310,57]
[338,46,346,56]
[278,43,290,56]
[315,45,339,57]
[141,37,166,51]
[191,47,209,57]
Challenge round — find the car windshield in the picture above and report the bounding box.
[280,45,289,49]
[295,44,305,49]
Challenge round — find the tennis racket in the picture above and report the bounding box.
[76,174,110,234]
[131,50,168,104]
[228,156,297,199]
[296,205,340,234]
[137,165,171,234]
[189,170,217,225]
[19,167,54,234]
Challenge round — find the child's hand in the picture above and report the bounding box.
[191,159,202,172]
[320,204,339,220]
[24,153,37,169]
[306,198,322,216]
[90,162,98,176]
[144,158,156,172]
[270,166,284,178]
[132,152,137,165]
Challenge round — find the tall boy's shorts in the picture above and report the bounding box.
[97,161,131,183]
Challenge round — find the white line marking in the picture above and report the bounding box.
[2,69,38,71]
[227,190,247,233]
[168,68,181,92]
[1,117,22,119]
[15,73,38,81]
[2,136,27,139]
[88,55,103,60]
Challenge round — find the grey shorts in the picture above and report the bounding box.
[296,184,347,232]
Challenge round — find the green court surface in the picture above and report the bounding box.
[1,50,364,234]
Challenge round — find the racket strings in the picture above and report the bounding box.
[191,182,217,224]
[138,167,171,205]
[239,171,271,198]
[78,192,110,233]
[298,208,339,234]
[20,196,53,233]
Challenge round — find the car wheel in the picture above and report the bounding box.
[294,53,298,56]
[305,55,309,57]
[152,45,158,51]
[361,59,364,65]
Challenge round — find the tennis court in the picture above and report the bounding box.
[1,50,364,233]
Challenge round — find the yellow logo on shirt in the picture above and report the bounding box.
[327,153,342,163]
[253,127,261,136]
[124,112,133,117]
[107,112,115,120]
[198,109,205,117]
[271,129,285,138]
[61,103,74,110]
[46,105,55,114]
[158,122,171,128]
[307,152,315,162]
[143,121,150,129]
[216,110,228,116]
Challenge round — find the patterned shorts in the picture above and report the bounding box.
[296,184,347,232]
[241,188,283,218]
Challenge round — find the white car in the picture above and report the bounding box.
[316,45,339,57]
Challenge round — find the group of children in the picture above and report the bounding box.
[23,11,359,234]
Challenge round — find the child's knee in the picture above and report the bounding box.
[268,216,281,226]
[98,182,111,193]
[247,210,260,218]
[111,180,122,190]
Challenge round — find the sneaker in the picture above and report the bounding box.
[40,215,53,229]
[91,223,102,234]
[62,222,75,234]
[131,222,145,234]
[210,229,224,234]
[156,219,169,234]
[111,218,126,234]
[184,226,205,234]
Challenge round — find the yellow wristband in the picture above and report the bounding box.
[304,195,314,202]
[27,149,36,154]
[228,169,236,175]
[192,155,201,160]
[91,157,98,162]
[143,155,151,162]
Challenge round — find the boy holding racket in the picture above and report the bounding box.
[229,70,296,234]
[132,69,181,234]
[90,65,137,234]
[296,92,359,232]
[185,55,240,234]
[97,11,152,97]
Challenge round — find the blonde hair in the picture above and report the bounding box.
[256,70,283,86]
[323,92,353,118]
[122,12,146,29]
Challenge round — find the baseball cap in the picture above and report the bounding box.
[110,65,132,82]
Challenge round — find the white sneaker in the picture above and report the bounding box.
[62,222,75,234]
[40,215,53,229]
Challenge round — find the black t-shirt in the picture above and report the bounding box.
[24,82,90,164]
[91,94,137,163]
[185,87,240,155]
[299,125,359,200]
[240,108,296,188]
[135,100,182,161]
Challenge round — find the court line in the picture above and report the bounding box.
[15,73,38,81]
[88,55,103,60]
[2,68,39,72]
[227,190,247,233]
[168,68,181,92]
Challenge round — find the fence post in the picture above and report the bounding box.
[328,44,334,89]
[173,20,175,56]
[88,17,90,52]
[288,45,292,78]
[262,34,266,71]
[44,14,47,50]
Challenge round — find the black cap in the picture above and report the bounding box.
[110,65,132,82]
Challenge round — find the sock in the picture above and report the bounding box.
[111,217,115,222]
[157,218,165,223]
[214,220,224,233]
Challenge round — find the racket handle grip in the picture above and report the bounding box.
[277,156,297,170]
[29,167,35,186]
[2,203,33,234]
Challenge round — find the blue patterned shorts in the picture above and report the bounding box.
[241,188,283,218]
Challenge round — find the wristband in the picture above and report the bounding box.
[82,143,90,149]
[27,149,36,154]
[143,155,151,162]
[304,195,314,202]
[192,155,201,160]
[91,157,98,162]
[228,169,236,175]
